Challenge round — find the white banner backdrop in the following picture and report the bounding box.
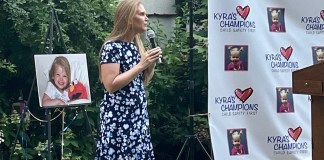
[208,1,324,159]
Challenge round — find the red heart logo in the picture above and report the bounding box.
[236,5,250,20]
[320,10,324,21]
[234,88,253,103]
[280,46,293,61]
[288,127,302,142]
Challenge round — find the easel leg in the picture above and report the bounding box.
[46,109,52,160]
[176,137,189,160]
[9,103,27,160]
[195,136,213,160]
[61,108,65,159]
[9,116,23,160]
[176,135,213,160]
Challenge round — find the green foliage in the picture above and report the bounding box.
[0,59,16,73]
[146,0,209,158]
[3,0,50,53]
[0,0,115,159]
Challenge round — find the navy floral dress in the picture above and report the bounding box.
[95,41,155,160]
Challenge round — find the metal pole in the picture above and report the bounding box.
[61,109,65,159]
[49,8,54,54]
[47,3,54,158]
[46,109,52,160]
[188,0,194,160]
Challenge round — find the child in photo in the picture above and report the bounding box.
[227,46,244,71]
[270,9,282,32]
[278,89,293,113]
[316,48,324,63]
[42,56,71,107]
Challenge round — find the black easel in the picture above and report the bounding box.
[176,0,212,159]
[9,91,28,160]
[8,4,64,160]
[9,2,94,159]
[40,5,95,160]
[41,4,67,160]
[44,104,94,160]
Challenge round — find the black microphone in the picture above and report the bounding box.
[147,29,162,63]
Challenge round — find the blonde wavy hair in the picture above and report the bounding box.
[99,0,154,85]
[49,56,71,90]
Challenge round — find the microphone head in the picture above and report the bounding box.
[147,29,155,38]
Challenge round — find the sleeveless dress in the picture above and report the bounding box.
[95,41,155,160]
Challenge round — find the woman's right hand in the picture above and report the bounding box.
[139,47,162,69]
[100,47,162,93]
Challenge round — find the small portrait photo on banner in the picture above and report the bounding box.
[227,128,249,156]
[267,7,286,32]
[276,87,294,113]
[312,46,324,64]
[224,45,248,71]
[34,54,91,108]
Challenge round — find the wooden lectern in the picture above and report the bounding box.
[292,62,324,160]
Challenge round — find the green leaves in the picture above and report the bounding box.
[0,59,17,73]
[0,0,114,158]
[147,0,210,158]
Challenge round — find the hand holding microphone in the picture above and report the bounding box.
[147,29,162,63]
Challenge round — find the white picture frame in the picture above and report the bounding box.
[34,54,91,108]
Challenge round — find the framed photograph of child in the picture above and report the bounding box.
[34,54,92,108]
